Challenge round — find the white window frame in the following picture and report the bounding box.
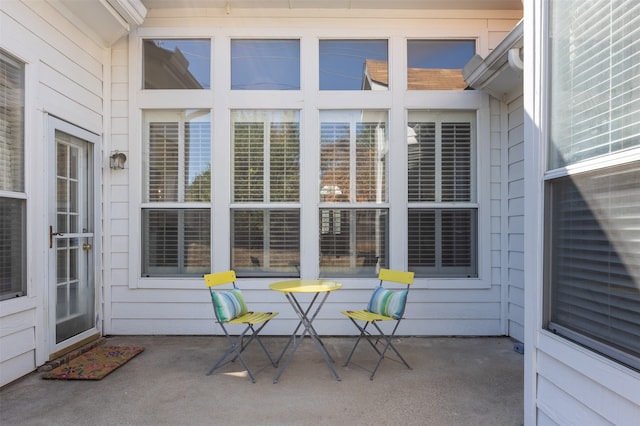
[128,24,492,290]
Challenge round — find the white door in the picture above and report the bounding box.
[48,116,100,354]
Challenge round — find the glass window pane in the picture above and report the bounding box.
[231,39,300,90]
[319,39,388,90]
[232,110,300,203]
[231,209,300,277]
[548,1,640,169]
[320,110,388,203]
[319,208,387,277]
[143,110,211,203]
[408,208,477,277]
[0,197,26,300]
[407,40,474,90]
[408,111,475,203]
[143,39,211,89]
[0,50,25,192]
[142,209,211,276]
[547,161,640,369]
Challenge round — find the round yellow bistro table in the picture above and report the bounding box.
[269,279,343,383]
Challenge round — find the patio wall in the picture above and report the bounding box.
[0,0,107,386]
[104,8,523,337]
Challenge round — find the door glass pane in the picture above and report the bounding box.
[319,39,388,90]
[54,131,94,343]
[231,39,300,90]
[143,39,211,89]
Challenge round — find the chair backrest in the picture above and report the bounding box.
[204,270,248,322]
[204,270,237,288]
[366,269,414,319]
[378,268,414,287]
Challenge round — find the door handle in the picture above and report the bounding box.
[49,225,63,248]
[82,243,92,251]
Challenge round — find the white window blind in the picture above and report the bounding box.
[547,162,640,369]
[0,50,26,300]
[407,111,477,277]
[319,110,388,276]
[546,0,640,370]
[142,110,211,276]
[549,0,640,168]
[319,208,388,277]
[0,51,24,192]
[231,210,300,276]
[231,110,300,276]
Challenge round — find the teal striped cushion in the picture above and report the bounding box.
[212,289,247,322]
[366,286,408,319]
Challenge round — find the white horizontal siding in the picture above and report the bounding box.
[0,308,36,386]
[536,334,640,425]
[103,11,520,337]
[506,93,525,343]
[0,0,107,386]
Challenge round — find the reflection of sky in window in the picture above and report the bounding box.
[231,40,300,90]
[320,40,388,90]
[154,39,211,89]
[408,40,475,69]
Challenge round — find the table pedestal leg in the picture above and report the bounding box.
[273,292,341,383]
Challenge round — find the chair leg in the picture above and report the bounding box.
[343,320,371,367]
[367,322,412,380]
[207,321,277,383]
[207,325,258,383]
[344,319,412,380]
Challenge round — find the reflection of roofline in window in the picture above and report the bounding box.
[143,40,205,89]
[362,59,469,90]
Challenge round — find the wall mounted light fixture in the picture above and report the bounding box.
[110,151,127,169]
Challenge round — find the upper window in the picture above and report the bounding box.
[231,39,300,90]
[141,110,211,276]
[319,39,388,90]
[545,0,640,370]
[0,50,26,300]
[548,2,640,168]
[143,39,210,89]
[407,40,475,90]
[407,111,477,277]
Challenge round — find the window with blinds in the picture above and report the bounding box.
[319,110,388,276]
[231,110,300,276]
[142,110,211,276]
[549,0,640,169]
[0,50,26,300]
[407,111,477,277]
[546,0,640,370]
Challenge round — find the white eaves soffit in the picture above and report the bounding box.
[141,0,523,11]
[58,0,147,46]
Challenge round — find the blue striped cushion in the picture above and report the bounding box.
[212,289,247,322]
[366,286,408,319]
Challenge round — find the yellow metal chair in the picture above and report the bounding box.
[205,270,278,383]
[342,268,415,380]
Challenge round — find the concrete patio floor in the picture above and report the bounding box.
[1,336,524,426]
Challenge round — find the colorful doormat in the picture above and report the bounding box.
[43,345,144,380]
